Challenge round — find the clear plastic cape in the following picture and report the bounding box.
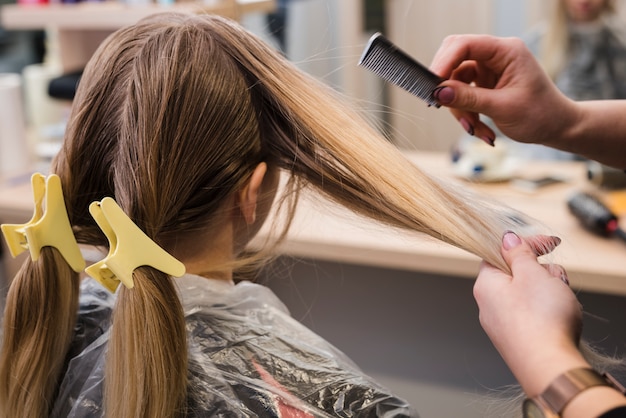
[51,275,418,417]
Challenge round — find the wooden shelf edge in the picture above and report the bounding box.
[1,0,275,30]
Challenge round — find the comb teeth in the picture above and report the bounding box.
[359,33,444,107]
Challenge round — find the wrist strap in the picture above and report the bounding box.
[540,368,626,414]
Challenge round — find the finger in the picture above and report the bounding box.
[442,107,480,133]
[500,231,546,274]
[544,263,570,286]
[472,122,496,146]
[526,235,562,256]
[439,106,496,146]
[449,62,478,84]
[433,80,503,116]
[444,107,475,124]
[430,34,514,78]
[450,61,500,90]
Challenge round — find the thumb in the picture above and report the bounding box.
[500,231,542,274]
[433,81,497,115]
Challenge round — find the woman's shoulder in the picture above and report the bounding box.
[181,276,417,416]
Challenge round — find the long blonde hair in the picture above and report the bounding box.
[1,13,546,417]
[541,0,616,79]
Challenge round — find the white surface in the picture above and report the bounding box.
[0,73,30,176]
[22,63,67,131]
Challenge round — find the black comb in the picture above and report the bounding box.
[358,32,444,107]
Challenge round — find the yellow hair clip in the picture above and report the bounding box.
[1,173,85,272]
[85,197,186,292]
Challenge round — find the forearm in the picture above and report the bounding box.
[552,100,626,169]
[564,386,626,418]
[507,343,626,418]
[504,340,589,399]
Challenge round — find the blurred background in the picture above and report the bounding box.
[2,1,626,417]
[8,0,626,162]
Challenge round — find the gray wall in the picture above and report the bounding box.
[260,256,626,418]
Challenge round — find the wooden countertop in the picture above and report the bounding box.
[259,152,626,295]
[1,152,624,295]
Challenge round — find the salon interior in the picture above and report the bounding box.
[1,1,626,417]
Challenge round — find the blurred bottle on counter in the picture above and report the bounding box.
[587,160,626,189]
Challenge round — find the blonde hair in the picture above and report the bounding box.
[2,13,547,417]
[541,0,616,79]
[0,249,79,417]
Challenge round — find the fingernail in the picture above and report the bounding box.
[432,86,454,105]
[536,236,562,255]
[480,136,495,147]
[502,231,522,250]
[460,118,474,136]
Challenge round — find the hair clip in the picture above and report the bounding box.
[1,173,85,272]
[85,197,186,292]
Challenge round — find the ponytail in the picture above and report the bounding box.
[105,269,187,417]
[0,251,79,417]
[0,174,83,417]
[84,197,188,418]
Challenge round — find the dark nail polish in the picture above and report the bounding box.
[460,118,474,136]
[432,86,454,105]
[480,136,495,147]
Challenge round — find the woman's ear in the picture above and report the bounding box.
[238,162,268,225]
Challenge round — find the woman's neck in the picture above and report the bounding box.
[170,218,237,283]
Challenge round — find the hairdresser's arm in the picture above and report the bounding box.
[430,34,626,168]
[475,232,626,417]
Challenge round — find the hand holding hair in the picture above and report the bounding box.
[475,232,626,417]
[474,232,585,396]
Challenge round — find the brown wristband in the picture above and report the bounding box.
[537,368,626,414]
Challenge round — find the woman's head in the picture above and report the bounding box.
[562,0,614,23]
[48,14,293,416]
[54,13,274,262]
[542,0,617,79]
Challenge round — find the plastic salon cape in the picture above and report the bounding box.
[51,274,418,417]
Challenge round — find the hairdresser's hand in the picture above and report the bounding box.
[430,35,579,148]
[474,232,588,397]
